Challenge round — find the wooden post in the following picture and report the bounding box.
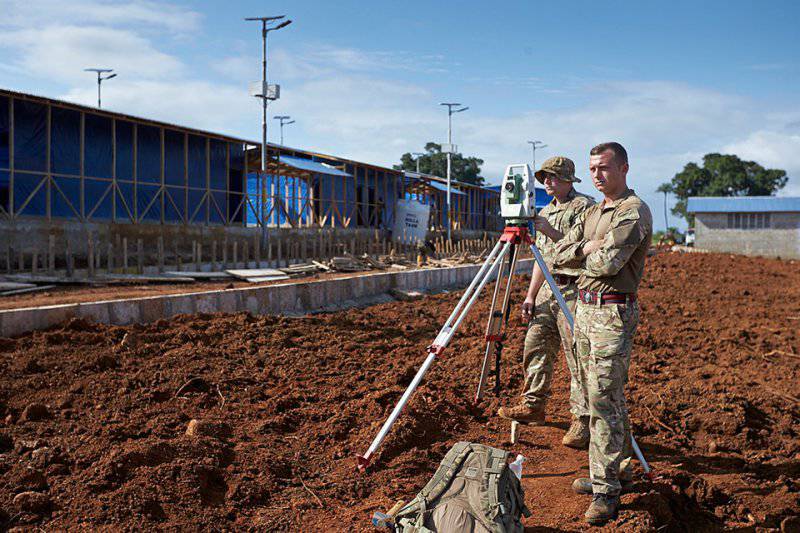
[65,239,73,277]
[174,239,179,271]
[267,236,273,267]
[137,238,144,274]
[157,236,164,273]
[233,240,238,268]
[31,249,38,275]
[17,248,24,272]
[87,237,94,278]
[277,236,282,267]
[108,242,114,272]
[196,241,202,272]
[222,238,228,269]
[6,245,11,274]
[122,237,128,273]
[254,234,261,267]
[301,238,307,263]
[211,240,217,271]
[243,241,250,269]
[116,234,121,271]
[48,234,55,274]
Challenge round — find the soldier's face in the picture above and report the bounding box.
[589,150,628,196]
[543,175,572,199]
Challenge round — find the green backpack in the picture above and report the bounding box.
[393,442,531,533]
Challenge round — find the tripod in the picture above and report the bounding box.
[357,224,573,470]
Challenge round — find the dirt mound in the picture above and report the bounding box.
[0,251,798,531]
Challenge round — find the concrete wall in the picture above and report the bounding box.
[695,212,800,259]
[0,258,535,338]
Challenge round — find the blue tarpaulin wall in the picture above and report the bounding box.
[0,95,247,224]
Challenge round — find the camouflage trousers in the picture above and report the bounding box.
[574,298,640,495]
[522,281,587,418]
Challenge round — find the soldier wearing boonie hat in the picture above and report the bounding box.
[534,155,583,184]
[498,156,595,453]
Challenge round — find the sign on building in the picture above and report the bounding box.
[393,199,430,243]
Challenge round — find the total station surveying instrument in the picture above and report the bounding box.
[357,163,652,478]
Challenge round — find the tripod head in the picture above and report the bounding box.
[500,164,536,225]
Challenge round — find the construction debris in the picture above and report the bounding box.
[225,268,291,283]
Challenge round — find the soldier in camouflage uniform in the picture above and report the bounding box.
[553,142,652,525]
[497,156,595,449]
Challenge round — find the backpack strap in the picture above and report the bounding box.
[484,447,512,528]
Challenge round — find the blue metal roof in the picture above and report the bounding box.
[278,155,352,177]
[687,196,800,213]
[427,180,466,196]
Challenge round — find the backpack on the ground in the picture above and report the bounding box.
[392,441,531,533]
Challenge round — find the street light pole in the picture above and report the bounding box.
[412,152,424,174]
[84,68,117,108]
[527,140,547,170]
[440,102,468,241]
[274,115,295,146]
[245,15,291,244]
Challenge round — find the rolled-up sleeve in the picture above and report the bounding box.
[584,209,647,277]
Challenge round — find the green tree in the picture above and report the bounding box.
[395,142,485,186]
[660,153,788,224]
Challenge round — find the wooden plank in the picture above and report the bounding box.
[0,285,57,297]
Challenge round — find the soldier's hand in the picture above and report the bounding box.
[533,216,555,237]
[521,297,535,322]
[582,239,604,255]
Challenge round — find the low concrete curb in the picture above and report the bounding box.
[0,259,535,338]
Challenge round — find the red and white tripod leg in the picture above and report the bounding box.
[356,241,512,471]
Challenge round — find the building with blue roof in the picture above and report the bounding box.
[687,196,800,259]
[0,87,503,272]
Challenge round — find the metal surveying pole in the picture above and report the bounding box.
[527,140,546,169]
[245,15,291,242]
[440,103,468,241]
[84,68,116,108]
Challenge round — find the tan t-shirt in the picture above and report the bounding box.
[553,188,652,293]
[535,188,595,277]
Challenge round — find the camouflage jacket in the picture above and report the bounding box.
[535,188,595,276]
[553,188,652,293]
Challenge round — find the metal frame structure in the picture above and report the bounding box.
[0,88,502,233]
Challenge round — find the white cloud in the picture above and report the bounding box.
[724,131,800,195]
[0,25,185,83]
[0,0,201,33]
[59,80,256,136]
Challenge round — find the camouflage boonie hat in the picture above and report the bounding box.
[534,156,581,184]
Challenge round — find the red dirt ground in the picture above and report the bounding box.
[0,251,798,531]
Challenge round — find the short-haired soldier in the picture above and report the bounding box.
[552,142,652,525]
[497,156,595,449]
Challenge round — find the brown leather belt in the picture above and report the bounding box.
[553,274,576,285]
[578,289,636,305]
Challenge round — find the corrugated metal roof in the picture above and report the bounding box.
[427,180,466,196]
[278,155,352,177]
[687,196,800,213]
[0,87,399,174]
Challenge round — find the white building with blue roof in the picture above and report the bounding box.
[687,196,800,259]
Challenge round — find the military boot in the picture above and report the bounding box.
[572,477,633,495]
[497,403,545,425]
[562,416,589,449]
[585,493,619,525]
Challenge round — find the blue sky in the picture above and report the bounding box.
[1,0,798,229]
